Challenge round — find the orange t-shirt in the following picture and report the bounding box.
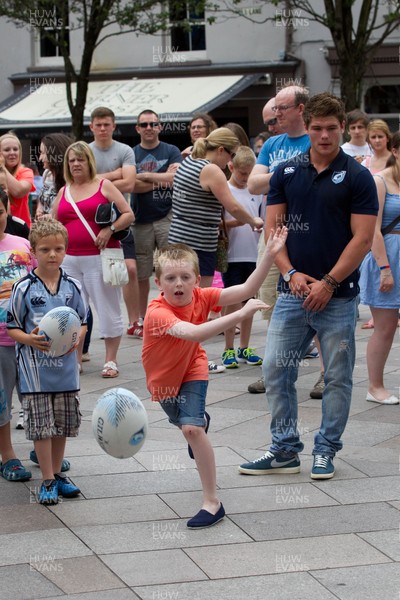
[10,167,35,227]
[143,287,222,401]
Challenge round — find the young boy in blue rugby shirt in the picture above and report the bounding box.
[7,219,87,504]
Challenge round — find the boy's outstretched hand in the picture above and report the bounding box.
[265,226,288,257]
[240,298,270,320]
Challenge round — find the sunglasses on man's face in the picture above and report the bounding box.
[264,118,277,127]
[137,122,160,129]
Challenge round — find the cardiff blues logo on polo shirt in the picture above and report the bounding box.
[332,171,346,184]
[284,166,296,175]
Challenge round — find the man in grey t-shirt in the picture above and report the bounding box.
[89,106,142,338]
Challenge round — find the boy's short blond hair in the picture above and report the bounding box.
[232,146,256,169]
[29,218,68,250]
[155,243,199,278]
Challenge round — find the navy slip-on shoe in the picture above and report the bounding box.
[187,502,225,529]
[188,411,210,460]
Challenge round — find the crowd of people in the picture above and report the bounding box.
[0,86,398,527]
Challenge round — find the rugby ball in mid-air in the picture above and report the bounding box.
[92,388,148,459]
[38,306,81,357]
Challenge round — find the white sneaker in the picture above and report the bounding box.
[208,361,225,373]
[16,410,24,430]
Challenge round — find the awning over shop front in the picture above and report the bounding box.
[0,75,259,129]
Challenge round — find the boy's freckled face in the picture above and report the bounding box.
[32,234,66,272]
[156,260,200,307]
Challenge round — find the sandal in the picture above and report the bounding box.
[29,450,70,472]
[0,458,32,482]
[102,361,119,378]
[361,319,374,329]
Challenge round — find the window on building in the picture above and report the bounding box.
[35,2,70,63]
[365,85,400,114]
[169,0,206,52]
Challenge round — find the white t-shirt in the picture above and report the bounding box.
[225,184,263,262]
[341,142,372,158]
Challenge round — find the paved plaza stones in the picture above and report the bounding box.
[2,298,399,600]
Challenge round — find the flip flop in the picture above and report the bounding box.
[188,411,210,459]
[101,361,119,378]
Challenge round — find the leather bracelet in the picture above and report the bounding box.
[322,274,339,289]
[324,273,339,287]
[321,280,334,294]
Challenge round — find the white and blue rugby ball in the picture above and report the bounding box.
[92,388,148,459]
[38,306,81,357]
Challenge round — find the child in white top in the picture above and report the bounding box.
[221,147,265,368]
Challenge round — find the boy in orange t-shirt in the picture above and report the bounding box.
[143,228,287,529]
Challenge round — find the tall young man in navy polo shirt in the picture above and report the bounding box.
[239,92,378,479]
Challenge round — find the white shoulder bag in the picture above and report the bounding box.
[65,186,129,287]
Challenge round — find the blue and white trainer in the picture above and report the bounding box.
[311,455,335,479]
[222,348,239,368]
[239,450,300,475]
[237,347,263,365]
[38,479,58,505]
[55,474,81,497]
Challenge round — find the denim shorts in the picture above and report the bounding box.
[159,380,208,427]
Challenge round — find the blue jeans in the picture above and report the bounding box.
[263,294,357,457]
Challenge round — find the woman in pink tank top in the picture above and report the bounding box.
[53,141,134,378]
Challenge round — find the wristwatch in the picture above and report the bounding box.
[110,224,116,233]
[283,268,297,282]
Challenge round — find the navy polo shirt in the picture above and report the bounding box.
[267,149,378,298]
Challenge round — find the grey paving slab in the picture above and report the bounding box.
[32,555,124,594]
[101,549,208,586]
[0,563,63,600]
[0,479,35,506]
[184,534,390,579]
[160,483,338,518]
[350,404,400,423]
[135,446,245,471]
[359,529,400,561]
[133,572,337,600]
[313,475,399,504]
[72,469,203,499]
[195,406,269,432]
[49,495,177,527]
[72,518,251,554]
[230,502,399,541]
[338,420,400,447]
[43,591,139,600]
[340,456,400,477]
[0,529,92,566]
[51,453,146,477]
[338,443,399,463]
[375,434,400,449]
[0,503,63,534]
[311,563,400,600]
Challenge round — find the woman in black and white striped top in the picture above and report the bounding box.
[169,128,264,286]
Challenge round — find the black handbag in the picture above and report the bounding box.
[95,203,130,241]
